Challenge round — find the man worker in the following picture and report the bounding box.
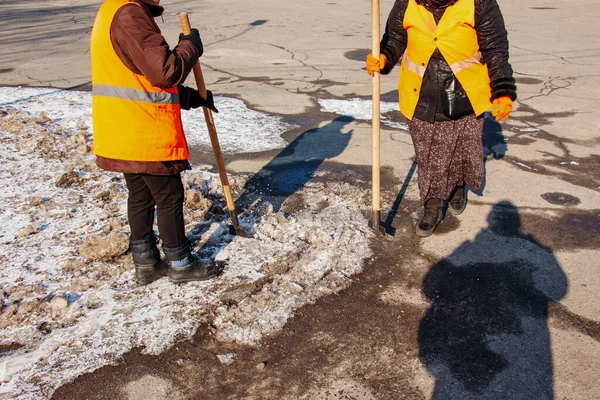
[90,0,220,285]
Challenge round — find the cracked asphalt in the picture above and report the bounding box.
[1,0,599,399]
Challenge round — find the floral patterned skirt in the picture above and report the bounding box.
[408,114,485,204]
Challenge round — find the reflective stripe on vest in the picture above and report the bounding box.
[402,50,483,77]
[401,53,426,77]
[399,0,492,120]
[90,0,189,162]
[92,84,181,105]
[449,52,484,75]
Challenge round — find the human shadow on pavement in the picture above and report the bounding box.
[236,115,354,214]
[418,201,568,399]
[192,116,353,258]
[482,114,507,160]
[471,114,508,197]
[469,113,508,196]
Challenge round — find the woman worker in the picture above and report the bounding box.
[366,0,517,237]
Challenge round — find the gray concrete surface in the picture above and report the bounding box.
[1,0,599,399]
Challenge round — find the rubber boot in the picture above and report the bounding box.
[163,240,222,284]
[448,185,467,215]
[131,236,167,285]
[416,198,444,237]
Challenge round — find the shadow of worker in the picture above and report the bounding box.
[471,114,509,198]
[237,115,354,213]
[418,201,568,399]
[482,113,507,160]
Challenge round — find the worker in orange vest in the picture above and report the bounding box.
[90,0,221,284]
[367,0,516,237]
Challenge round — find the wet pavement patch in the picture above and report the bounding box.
[550,302,600,342]
[513,103,577,127]
[549,154,600,191]
[250,20,268,26]
[343,49,370,62]
[515,77,544,85]
[521,209,600,250]
[541,192,581,207]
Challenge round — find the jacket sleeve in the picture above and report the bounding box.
[475,0,517,101]
[379,0,409,75]
[110,4,200,89]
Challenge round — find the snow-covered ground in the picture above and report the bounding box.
[0,87,374,399]
[0,87,290,153]
[319,98,409,131]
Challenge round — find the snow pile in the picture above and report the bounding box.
[0,89,373,400]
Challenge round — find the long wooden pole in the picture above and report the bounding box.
[370,0,383,232]
[179,13,247,237]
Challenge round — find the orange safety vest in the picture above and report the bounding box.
[90,0,189,161]
[399,0,492,120]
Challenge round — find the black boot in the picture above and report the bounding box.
[448,185,467,215]
[131,236,167,285]
[163,240,223,284]
[416,198,444,237]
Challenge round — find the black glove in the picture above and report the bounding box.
[179,28,203,57]
[189,89,218,113]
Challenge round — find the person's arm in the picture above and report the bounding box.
[475,0,517,101]
[110,4,201,88]
[379,0,409,74]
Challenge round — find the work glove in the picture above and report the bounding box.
[190,89,218,113]
[179,28,204,57]
[366,53,387,76]
[491,96,512,122]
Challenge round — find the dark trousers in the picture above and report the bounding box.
[123,173,186,248]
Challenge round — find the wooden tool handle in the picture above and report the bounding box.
[371,0,381,213]
[371,0,380,60]
[179,12,235,213]
[179,13,208,100]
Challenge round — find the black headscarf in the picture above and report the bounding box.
[416,0,459,10]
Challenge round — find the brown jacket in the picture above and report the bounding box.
[95,0,199,175]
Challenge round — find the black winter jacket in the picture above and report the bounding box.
[380,0,517,122]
